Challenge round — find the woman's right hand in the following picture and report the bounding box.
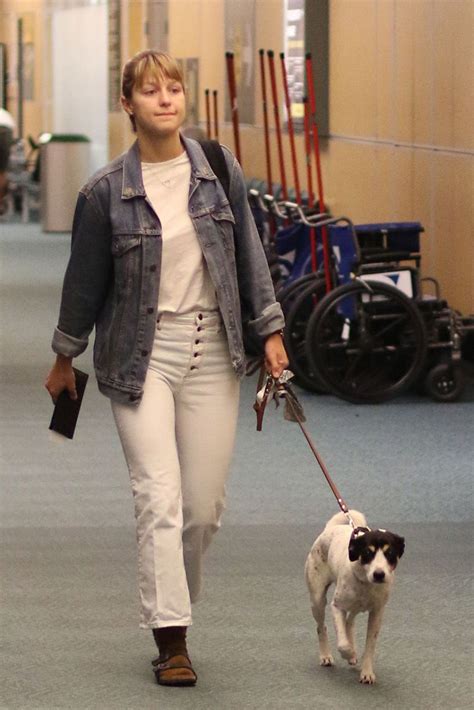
[45,354,77,403]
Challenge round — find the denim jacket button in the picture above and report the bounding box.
[147,307,154,314]
[141,350,148,357]
[150,264,157,272]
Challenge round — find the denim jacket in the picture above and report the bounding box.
[52,136,284,404]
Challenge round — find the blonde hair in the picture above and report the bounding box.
[121,50,185,132]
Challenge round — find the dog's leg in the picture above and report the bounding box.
[345,612,358,665]
[310,585,334,666]
[331,601,354,662]
[359,608,384,684]
[305,553,334,666]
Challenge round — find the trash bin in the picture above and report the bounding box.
[40,133,91,232]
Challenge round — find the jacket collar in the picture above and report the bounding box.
[121,135,217,200]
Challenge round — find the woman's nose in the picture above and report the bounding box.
[159,89,171,105]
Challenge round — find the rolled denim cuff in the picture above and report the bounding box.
[52,327,89,358]
[248,302,285,340]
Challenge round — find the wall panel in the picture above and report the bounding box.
[392,0,415,144]
[451,0,474,150]
[329,0,377,137]
[432,154,473,310]
[412,1,433,146]
[375,0,394,140]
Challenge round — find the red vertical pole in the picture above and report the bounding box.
[280,52,301,204]
[303,96,317,272]
[305,52,331,292]
[213,90,219,141]
[267,50,287,200]
[204,89,211,139]
[303,97,314,206]
[259,49,273,195]
[225,52,242,165]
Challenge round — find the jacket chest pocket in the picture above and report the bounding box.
[111,234,142,290]
[210,208,236,251]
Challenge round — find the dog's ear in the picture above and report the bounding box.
[392,534,405,559]
[348,531,365,562]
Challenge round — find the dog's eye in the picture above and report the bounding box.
[384,547,398,565]
[360,548,375,565]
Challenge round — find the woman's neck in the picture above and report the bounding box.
[137,131,184,163]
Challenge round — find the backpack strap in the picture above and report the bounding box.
[199,139,231,201]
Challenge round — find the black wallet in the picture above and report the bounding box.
[49,368,89,440]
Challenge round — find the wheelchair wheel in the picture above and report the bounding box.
[277,272,319,316]
[424,363,466,402]
[284,276,328,393]
[305,280,428,403]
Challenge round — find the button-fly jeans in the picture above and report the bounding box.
[111,311,240,628]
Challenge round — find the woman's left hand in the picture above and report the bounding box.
[264,332,289,379]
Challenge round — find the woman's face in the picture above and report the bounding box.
[124,72,186,139]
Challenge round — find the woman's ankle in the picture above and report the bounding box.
[153,626,188,657]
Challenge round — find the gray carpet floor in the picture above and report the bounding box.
[1,223,473,709]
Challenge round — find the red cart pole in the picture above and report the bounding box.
[213,90,219,141]
[303,97,314,207]
[259,49,273,195]
[305,52,331,291]
[225,51,242,165]
[280,52,301,204]
[304,96,317,272]
[204,89,211,139]
[267,50,287,200]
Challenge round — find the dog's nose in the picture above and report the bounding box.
[373,570,385,583]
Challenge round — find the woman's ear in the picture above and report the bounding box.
[121,95,133,116]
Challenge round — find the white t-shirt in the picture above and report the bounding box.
[141,151,218,314]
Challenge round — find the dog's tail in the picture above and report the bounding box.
[325,510,367,530]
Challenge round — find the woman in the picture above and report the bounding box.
[45,50,288,687]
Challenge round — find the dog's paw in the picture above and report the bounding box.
[348,655,358,666]
[359,669,376,684]
[319,654,334,667]
[338,644,356,662]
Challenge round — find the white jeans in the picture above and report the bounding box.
[111,310,240,629]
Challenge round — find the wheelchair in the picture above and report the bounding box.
[255,195,473,403]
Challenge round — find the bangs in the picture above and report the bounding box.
[132,53,184,91]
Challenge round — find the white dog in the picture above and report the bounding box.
[305,510,405,684]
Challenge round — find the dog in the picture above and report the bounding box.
[305,510,405,684]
